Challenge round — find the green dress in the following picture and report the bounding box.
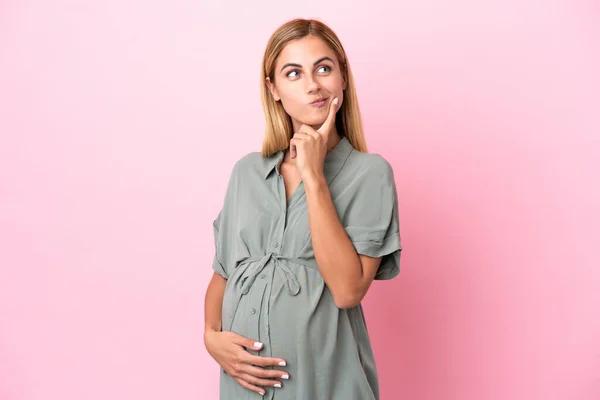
[212,136,402,399]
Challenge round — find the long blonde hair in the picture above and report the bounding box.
[260,18,368,157]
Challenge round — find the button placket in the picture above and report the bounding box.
[276,172,287,254]
[246,265,269,351]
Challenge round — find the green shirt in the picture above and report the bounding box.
[212,135,402,399]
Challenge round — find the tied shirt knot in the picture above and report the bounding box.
[239,253,302,296]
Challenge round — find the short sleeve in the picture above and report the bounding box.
[344,157,401,280]
[211,209,228,279]
[210,159,242,280]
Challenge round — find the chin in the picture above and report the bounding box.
[299,115,326,127]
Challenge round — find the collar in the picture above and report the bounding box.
[263,135,354,184]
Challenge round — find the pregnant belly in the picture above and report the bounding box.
[222,259,329,347]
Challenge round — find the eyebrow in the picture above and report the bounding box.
[280,56,334,73]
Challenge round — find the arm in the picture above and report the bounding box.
[304,176,382,309]
[290,98,387,310]
[204,272,227,333]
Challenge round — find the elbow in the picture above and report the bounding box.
[335,299,361,309]
[329,265,372,309]
[332,290,364,309]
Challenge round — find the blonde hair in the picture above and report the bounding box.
[260,18,368,157]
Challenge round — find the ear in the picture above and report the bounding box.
[342,74,348,91]
[265,77,281,101]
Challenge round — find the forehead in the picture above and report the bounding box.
[275,36,337,67]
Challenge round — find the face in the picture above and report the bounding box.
[266,35,347,132]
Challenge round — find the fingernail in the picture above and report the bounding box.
[254,342,263,348]
[333,97,339,105]
[260,391,265,396]
[274,383,282,388]
[281,374,289,379]
[279,361,286,366]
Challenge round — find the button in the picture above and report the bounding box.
[250,308,257,314]
[260,274,267,279]
[273,242,279,248]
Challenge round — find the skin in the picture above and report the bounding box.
[204,35,383,396]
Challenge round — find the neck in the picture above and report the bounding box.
[325,132,342,153]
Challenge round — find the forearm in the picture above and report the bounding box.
[304,175,364,307]
[204,272,227,333]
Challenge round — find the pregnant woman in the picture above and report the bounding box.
[204,18,402,400]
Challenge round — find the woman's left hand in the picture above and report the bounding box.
[290,97,339,183]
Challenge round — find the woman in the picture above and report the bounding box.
[204,18,402,399]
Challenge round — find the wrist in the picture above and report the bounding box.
[204,326,220,336]
[204,327,220,349]
[303,173,327,190]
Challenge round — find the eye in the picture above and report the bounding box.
[286,69,300,78]
[317,65,332,73]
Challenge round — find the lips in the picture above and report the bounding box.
[310,97,329,107]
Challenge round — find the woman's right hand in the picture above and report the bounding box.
[204,329,290,396]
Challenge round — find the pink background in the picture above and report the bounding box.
[1,1,599,399]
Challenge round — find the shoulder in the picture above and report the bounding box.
[233,151,262,169]
[346,150,395,180]
[228,151,272,179]
[225,150,280,183]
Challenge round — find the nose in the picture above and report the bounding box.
[304,74,321,94]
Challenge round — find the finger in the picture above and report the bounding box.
[242,363,289,380]
[317,97,339,134]
[239,371,283,388]
[298,124,316,135]
[246,354,287,368]
[297,127,319,140]
[293,131,314,144]
[233,377,266,396]
[290,137,303,159]
[230,334,264,351]
[293,131,309,138]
